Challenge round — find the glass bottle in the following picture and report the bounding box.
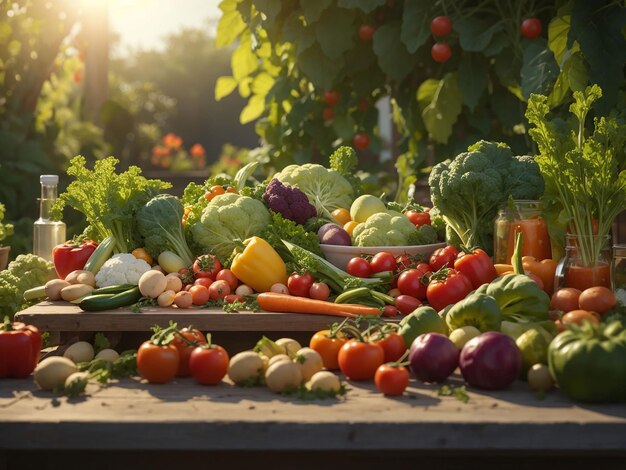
[493,200,551,264]
[612,244,626,301]
[554,234,611,292]
[33,175,66,261]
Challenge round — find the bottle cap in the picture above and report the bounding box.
[40,175,59,185]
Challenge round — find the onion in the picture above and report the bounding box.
[409,333,459,383]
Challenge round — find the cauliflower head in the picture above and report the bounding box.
[353,211,417,246]
[95,253,151,288]
[274,164,353,219]
[190,192,271,261]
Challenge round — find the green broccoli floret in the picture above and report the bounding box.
[190,192,271,261]
[429,140,544,254]
[329,146,358,176]
[353,211,418,246]
[408,224,438,246]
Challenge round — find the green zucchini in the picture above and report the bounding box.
[83,236,116,275]
[79,286,142,312]
[91,284,136,295]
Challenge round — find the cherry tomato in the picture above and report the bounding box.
[397,264,432,300]
[323,107,334,121]
[189,344,229,385]
[395,254,415,272]
[562,309,600,326]
[405,210,431,227]
[225,186,238,194]
[521,18,542,39]
[358,24,376,41]
[431,43,452,63]
[137,342,179,384]
[287,272,314,297]
[430,16,452,37]
[193,254,222,280]
[171,327,206,377]
[346,257,372,278]
[216,269,238,290]
[382,305,399,317]
[331,207,351,226]
[338,340,385,381]
[224,294,245,303]
[394,294,422,315]
[429,245,459,271]
[374,332,407,362]
[578,286,616,315]
[309,282,330,301]
[426,269,473,312]
[453,249,497,289]
[193,277,213,289]
[375,364,409,396]
[323,89,340,106]
[189,285,210,305]
[310,330,347,370]
[550,288,581,312]
[353,133,371,150]
[370,252,397,273]
[209,280,231,300]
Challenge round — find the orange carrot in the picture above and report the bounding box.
[257,292,381,318]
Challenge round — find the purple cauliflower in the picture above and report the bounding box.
[263,179,317,225]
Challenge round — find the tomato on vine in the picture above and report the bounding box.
[353,133,371,150]
[358,24,376,41]
[430,16,452,37]
[521,18,542,39]
[346,257,372,277]
[431,43,452,63]
[323,89,340,106]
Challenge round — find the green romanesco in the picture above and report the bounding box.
[353,211,418,246]
[0,254,56,319]
[190,192,271,261]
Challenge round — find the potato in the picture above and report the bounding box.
[138,270,167,299]
[275,338,302,356]
[44,279,71,301]
[164,274,183,293]
[173,290,193,308]
[65,270,95,287]
[268,354,291,367]
[265,360,303,393]
[63,341,95,363]
[228,351,264,385]
[308,371,341,394]
[94,349,119,362]
[60,284,94,302]
[157,290,176,307]
[34,357,78,391]
[295,347,324,381]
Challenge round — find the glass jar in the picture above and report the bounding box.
[612,244,626,300]
[554,234,611,291]
[493,200,551,264]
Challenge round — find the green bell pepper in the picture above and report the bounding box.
[548,320,626,403]
[398,306,447,348]
[445,292,502,332]
[475,274,549,323]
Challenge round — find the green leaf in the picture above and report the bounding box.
[240,94,265,124]
[491,85,523,129]
[231,33,259,81]
[494,49,521,89]
[565,52,588,92]
[457,53,488,112]
[548,4,572,66]
[454,17,503,52]
[216,2,246,48]
[284,15,316,54]
[331,113,357,142]
[315,7,356,60]
[253,0,282,26]
[298,43,344,90]
[482,31,509,57]
[547,71,569,108]
[373,21,415,82]
[302,0,333,23]
[418,73,463,144]
[337,0,386,14]
[215,76,238,101]
[520,38,559,99]
[251,72,275,97]
[400,0,435,53]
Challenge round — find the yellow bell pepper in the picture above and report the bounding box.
[230,236,288,293]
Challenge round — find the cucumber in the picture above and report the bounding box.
[334,287,371,304]
[79,287,142,312]
[83,236,116,275]
[91,284,136,295]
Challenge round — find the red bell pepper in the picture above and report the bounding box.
[0,319,42,378]
[52,240,98,280]
[454,248,498,289]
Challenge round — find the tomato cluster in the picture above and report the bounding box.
[286,272,331,301]
[549,286,616,331]
[203,184,237,202]
[430,16,453,63]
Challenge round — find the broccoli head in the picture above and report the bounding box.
[263,179,316,225]
[190,192,271,261]
[353,211,418,246]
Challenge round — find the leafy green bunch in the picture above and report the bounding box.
[0,202,13,244]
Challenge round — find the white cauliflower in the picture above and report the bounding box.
[95,253,152,288]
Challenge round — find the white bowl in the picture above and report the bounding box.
[320,242,447,271]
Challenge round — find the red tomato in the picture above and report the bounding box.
[431,43,451,63]
[395,254,414,272]
[189,285,210,305]
[193,277,213,289]
[375,364,409,396]
[323,89,340,106]
[171,327,206,377]
[375,332,407,362]
[209,280,231,300]
[310,330,348,370]
[224,294,245,303]
[394,294,422,315]
[370,252,397,273]
[338,340,385,381]
[562,309,600,326]
[346,257,372,277]
[550,288,582,312]
[137,342,179,384]
[430,16,452,37]
[353,133,371,150]
[189,344,229,385]
[322,107,334,121]
[309,282,330,301]
[358,24,376,41]
[521,18,542,39]
[193,254,222,280]
[397,264,432,300]
[382,305,399,317]
[426,269,473,312]
[178,267,195,285]
[405,210,431,227]
[453,249,497,289]
[429,245,459,271]
[216,269,238,290]
[287,272,314,297]
[578,286,616,315]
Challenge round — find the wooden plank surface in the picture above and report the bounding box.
[0,374,625,452]
[15,302,353,332]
